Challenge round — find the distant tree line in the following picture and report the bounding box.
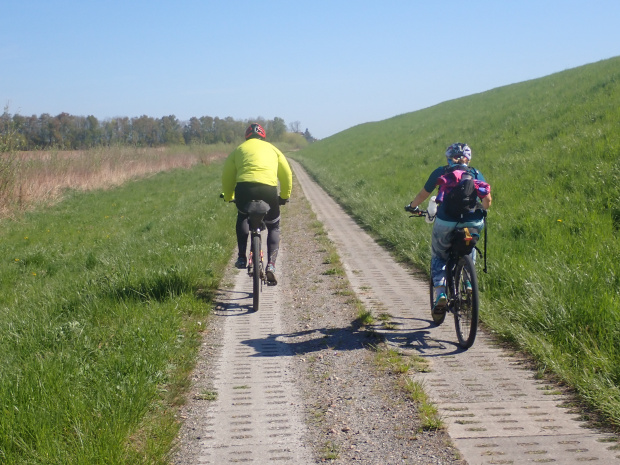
[0,111,315,150]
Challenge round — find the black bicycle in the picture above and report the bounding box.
[222,195,271,312]
[243,200,271,312]
[405,205,486,349]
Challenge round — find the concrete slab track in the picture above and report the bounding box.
[193,245,313,464]
[290,159,620,465]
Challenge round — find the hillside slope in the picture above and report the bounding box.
[292,56,620,425]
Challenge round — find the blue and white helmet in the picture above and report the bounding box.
[445,143,471,168]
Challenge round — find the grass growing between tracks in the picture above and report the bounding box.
[373,347,441,431]
[0,163,235,464]
[292,56,620,427]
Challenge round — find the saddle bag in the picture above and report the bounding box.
[244,200,270,230]
[452,227,480,256]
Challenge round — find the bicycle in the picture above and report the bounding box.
[221,194,271,312]
[405,204,487,349]
[244,200,271,312]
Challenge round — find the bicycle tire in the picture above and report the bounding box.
[453,255,479,349]
[251,234,261,311]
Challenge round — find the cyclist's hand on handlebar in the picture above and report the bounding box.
[278,197,289,206]
[405,204,422,215]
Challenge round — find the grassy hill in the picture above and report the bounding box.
[292,56,620,426]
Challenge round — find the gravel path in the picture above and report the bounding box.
[172,160,619,464]
[173,170,463,464]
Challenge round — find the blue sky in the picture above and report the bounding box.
[1,1,619,140]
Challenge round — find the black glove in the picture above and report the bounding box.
[278,197,289,206]
[405,204,421,215]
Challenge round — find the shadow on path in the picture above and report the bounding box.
[240,313,468,358]
[213,289,255,314]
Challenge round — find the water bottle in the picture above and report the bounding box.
[426,196,437,223]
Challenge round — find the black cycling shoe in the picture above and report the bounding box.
[235,256,247,269]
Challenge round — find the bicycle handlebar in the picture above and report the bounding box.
[220,193,289,206]
[405,204,487,219]
[404,205,427,217]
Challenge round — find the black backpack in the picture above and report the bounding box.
[443,170,478,220]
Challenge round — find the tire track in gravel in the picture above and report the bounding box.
[290,159,620,465]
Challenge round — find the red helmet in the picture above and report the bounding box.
[245,123,266,140]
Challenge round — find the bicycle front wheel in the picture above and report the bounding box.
[251,234,261,312]
[453,255,479,349]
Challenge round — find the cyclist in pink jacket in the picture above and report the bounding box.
[408,143,492,318]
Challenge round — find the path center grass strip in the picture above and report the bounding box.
[0,162,235,464]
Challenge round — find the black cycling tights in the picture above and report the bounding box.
[236,214,280,265]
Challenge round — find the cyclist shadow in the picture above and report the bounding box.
[239,314,467,357]
[240,319,384,357]
[382,314,471,356]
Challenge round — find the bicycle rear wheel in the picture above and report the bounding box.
[453,255,479,349]
[251,234,261,311]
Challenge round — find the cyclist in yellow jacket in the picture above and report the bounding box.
[222,123,292,284]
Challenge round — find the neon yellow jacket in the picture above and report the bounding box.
[221,138,293,202]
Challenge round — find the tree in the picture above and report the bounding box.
[132,115,158,146]
[199,116,215,144]
[268,117,287,141]
[84,115,102,147]
[5,110,305,149]
[183,117,202,145]
[289,120,301,133]
[160,115,184,145]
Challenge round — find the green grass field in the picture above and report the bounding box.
[2,56,620,462]
[292,56,620,426]
[0,163,235,464]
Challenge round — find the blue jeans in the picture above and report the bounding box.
[431,217,484,288]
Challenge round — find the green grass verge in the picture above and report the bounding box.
[292,56,620,427]
[0,162,235,464]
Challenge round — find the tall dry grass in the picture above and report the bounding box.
[0,144,230,219]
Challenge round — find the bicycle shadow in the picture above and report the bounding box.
[240,320,377,358]
[212,289,255,315]
[376,314,470,356]
[239,313,466,358]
